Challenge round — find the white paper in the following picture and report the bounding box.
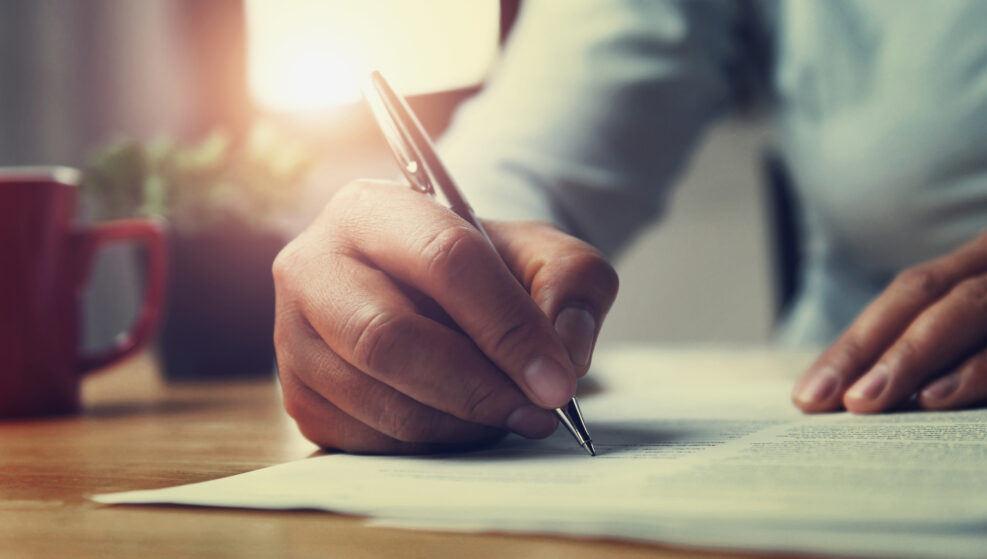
[94,345,987,558]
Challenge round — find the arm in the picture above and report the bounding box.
[441,0,746,257]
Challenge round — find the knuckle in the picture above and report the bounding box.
[281,391,302,422]
[328,180,402,227]
[962,351,987,374]
[567,251,620,303]
[390,418,431,443]
[331,179,372,207]
[596,260,621,299]
[297,422,340,451]
[491,316,537,359]
[828,334,867,370]
[952,277,987,308]
[326,181,374,228]
[965,351,987,377]
[280,381,309,424]
[271,242,300,288]
[420,226,485,285]
[349,307,413,375]
[892,336,921,364]
[893,266,946,299]
[379,403,433,443]
[272,322,291,360]
[461,382,501,422]
[840,336,866,364]
[281,381,345,450]
[907,316,939,345]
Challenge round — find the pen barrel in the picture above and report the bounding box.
[364,71,595,456]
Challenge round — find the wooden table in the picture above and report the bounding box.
[0,352,805,559]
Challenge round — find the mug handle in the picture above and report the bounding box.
[73,219,167,374]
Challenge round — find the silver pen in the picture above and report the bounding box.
[362,70,596,456]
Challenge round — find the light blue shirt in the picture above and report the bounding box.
[438,0,987,346]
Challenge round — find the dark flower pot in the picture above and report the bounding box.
[159,224,284,381]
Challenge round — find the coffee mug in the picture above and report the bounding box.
[0,167,166,418]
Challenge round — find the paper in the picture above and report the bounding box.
[95,346,987,558]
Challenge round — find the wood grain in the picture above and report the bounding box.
[0,352,806,559]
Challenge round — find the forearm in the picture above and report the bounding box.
[439,0,747,258]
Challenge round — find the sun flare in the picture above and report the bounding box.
[246,0,499,112]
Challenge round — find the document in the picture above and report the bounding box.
[95,346,987,558]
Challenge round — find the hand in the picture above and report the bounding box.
[273,180,619,453]
[793,232,987,413]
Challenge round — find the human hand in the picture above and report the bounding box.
[273,180,618,453]
[793,233,987,413]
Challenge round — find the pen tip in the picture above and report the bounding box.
[584,441,597,457]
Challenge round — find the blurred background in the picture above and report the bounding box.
[0,0,775,378]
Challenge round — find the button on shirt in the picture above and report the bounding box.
[438,0,987,347]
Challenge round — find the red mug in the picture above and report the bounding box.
[0,167,166,418]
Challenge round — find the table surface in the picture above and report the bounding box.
[0,350,816,559]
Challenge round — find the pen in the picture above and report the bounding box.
[362,70,596,457]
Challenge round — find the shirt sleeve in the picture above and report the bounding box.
[438,0,747,258]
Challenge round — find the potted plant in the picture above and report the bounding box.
[81,122,314,380]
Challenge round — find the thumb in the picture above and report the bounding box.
[485,220,619,376]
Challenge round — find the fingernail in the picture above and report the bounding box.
[555,306,597,368]
[847,364,889,401]
[922,374,959,401]
[794,367,839,404]
[523,356,574,407]
[506,405,559,439]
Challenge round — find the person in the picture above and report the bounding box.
[273,0,987,453]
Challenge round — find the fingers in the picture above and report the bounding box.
[793,264,959,412]
[281,320,511,446]
[274,273,514,453]
[485,221,619,376]
[919,349,987,410]
[327,181,578,409]
[290,255,558,438]
[842,275,987,412]
[274,179,618,453]
[280,367,429,454]
[281,361,508,454]
[794,232,987,413]
[273,209,560,454]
